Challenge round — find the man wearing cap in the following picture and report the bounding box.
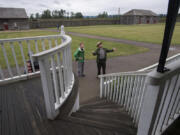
[92,41,116,77]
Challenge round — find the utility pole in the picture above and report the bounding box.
[118,8,121,23]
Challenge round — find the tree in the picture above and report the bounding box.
[70,12,75,18]
[30,14,34,20]
[35,13,40,19]
[97,11,108,18]
[75,12,83,18]
[41,9,52,19]
[52,10,59,18]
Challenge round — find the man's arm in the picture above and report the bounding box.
[106,48,116,53]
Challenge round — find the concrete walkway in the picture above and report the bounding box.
[69,32,180,104]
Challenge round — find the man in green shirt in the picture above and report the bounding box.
[74,42,85,77]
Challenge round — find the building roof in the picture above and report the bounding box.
[0,7,28,19]
[123,9,158,16]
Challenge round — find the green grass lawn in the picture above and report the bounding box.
[0,30,148,68]
[66,23,180,45]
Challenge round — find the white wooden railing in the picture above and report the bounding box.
[138,53,180,72]
[138,59,180,135]
[0,34,62,84]
[99,71,148,126]
[99,54,180,135]
[0,26,76,119]
[32,28,75,120]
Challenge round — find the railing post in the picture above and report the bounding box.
[100,77,104,98]
[38,58,59,120]
[137,71,165,135]
[72,91,80,112]
[61,25,65,35]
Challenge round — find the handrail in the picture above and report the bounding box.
[33,35,71,60]
[138,53,180,71]
[138,58,180,135]
[0,35,61,43]
[0,34,62,84]
[32,31,74,119]
[99,53,180,132]
[99,70,148,78]
[99,71,147,126]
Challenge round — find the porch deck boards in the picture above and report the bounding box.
[0,77,56,135]
[0,77,126,135]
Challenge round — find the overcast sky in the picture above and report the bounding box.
[0,0,179,16]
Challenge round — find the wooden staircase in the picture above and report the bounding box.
[61,98,137,135]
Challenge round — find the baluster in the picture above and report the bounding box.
[107,76,111,99]
[35,40,39,53]
[162,75,179,128]
[55,38,58,47]
[109,76,114,100]
[132,76,140,119]
[38,58,59,119]
[69,44,73,79]
[115,76,120,103]
[65,47,70,87]
[100,77,104,98]
[51,55,60,104]
[27,40,35,72]
[10,42,21,75]
[118,75,123,104]
[41,39,45,51]
[129,75,138,117]
[151,78,172,134]
[19,41,28,74]
[0,65,4,80]
[104,77,107,98]
[167,75,180,122]
[57,52,65,98]
[127,76,134,112]
[66,47,70,86]
[112,76,117,102]
[136,76,146,124]
[170,86,180,118]
[0,42,13,77]
[48,39,52,49]
[133,76,143,123]
[121,75,127,106]
[68,44,73,80]
[124,75,131,110]
[62,49,68,93]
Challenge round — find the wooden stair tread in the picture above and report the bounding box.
[71,111,133,127]
[62,116,136,135]
[76,110,132,122]
[63,98,137,135]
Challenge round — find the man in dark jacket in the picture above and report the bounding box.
[92,41,116,77]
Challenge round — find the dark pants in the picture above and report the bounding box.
[78,62,84,76]
[97,61,106,75]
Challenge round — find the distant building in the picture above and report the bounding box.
[0,7,29,30]
[122,9,159,24]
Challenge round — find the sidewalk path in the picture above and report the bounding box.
[41,29,180,104]
[69,32,180,104]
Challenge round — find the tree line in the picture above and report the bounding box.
[30,9,83,19]
[29,9,112,20]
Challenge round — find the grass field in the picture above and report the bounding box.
[0,30,148,68]
[66,23,180,45]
